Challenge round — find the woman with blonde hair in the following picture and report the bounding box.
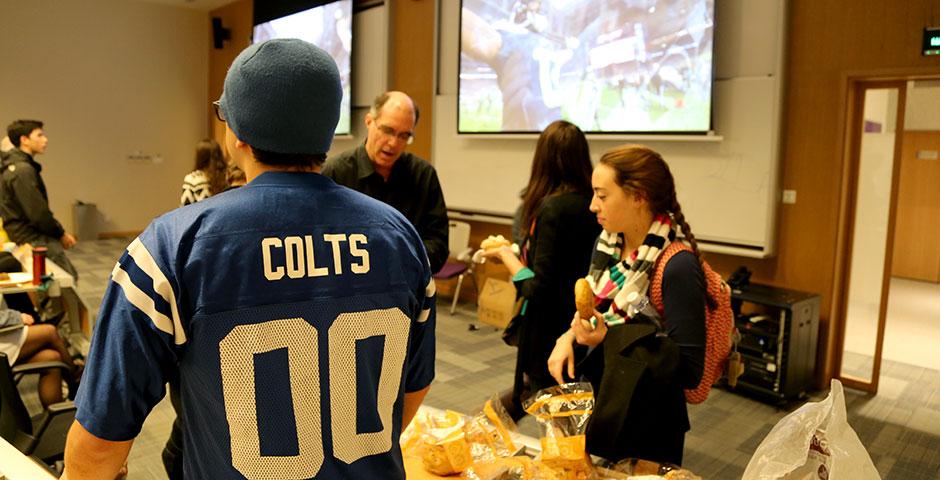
[548,145,707,465]
[180,138,228,205]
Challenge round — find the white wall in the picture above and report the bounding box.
[0,0,209,235]
[864,89,898,132]
[327,3,388,155]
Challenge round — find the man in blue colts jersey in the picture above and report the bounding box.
[62,39,435,480]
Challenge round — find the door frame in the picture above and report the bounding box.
[831,79,908,394]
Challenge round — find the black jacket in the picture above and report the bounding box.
[0,148,65,242]
[323,145,449,273]
[513,192,599,392]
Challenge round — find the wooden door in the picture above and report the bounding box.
[891,131,940,282]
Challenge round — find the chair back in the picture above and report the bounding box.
[448,220,471,258]
[0,353,33,442]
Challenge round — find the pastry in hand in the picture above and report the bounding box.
[480,234,511,251]
[574,278,596,329]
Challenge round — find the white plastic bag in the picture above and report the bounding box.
[743,379,880,480]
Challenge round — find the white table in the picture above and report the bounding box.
[0,436,57,480]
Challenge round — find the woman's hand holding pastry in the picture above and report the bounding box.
[479,244,514,262]
[571,311,606,347]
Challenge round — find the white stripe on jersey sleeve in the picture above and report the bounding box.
[116,238,187,345]
[418,278,435,324]
[111,263,178,341]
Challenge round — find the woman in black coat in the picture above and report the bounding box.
[482,120,600,419]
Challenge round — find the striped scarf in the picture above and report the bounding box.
[586,214,676,326]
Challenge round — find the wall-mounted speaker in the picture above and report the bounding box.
[212,17,231,50]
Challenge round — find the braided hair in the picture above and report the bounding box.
[598,145,716,308]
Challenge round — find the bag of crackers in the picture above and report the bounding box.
[406,394,522,476]
[415,409,475,475]
[522,383,597,480]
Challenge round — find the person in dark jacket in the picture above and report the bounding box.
[481,120,599,419]
[1,120,78,278]
[323,92,449,273]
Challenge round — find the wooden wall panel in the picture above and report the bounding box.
[208,0,253,146]
[388,0,436,162]
[891,131,940,282]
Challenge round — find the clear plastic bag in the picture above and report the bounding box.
[743,379,880,480]
[465,395,521,463]
[417,409,474,475]
[523,383,597,480]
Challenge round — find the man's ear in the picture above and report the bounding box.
[364,112,373,128]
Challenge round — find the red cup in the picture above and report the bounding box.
[32,247,47,285]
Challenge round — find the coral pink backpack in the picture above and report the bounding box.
[650,242,733,404]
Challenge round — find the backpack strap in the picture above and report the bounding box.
[649,241,692,319]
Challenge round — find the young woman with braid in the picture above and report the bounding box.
[481,120,600,420]
[547,145,706,465]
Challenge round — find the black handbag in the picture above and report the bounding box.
[585,321,681,461]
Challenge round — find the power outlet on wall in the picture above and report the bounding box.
[782,189,797,204]
[127,151,160,164]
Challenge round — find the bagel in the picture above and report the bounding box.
[480,234,511,251]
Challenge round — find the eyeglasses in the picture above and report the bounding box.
[375,124,414,145]
[212,100,225,123]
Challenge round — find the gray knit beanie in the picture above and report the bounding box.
[218,38,342,154]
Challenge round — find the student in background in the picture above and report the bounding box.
[1,120,79,278]
[481,120,599,419]
[180,138,228,206]
[1,294,82,407]
[547,145,706,465]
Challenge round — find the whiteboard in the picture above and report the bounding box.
[432,0,785,258]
